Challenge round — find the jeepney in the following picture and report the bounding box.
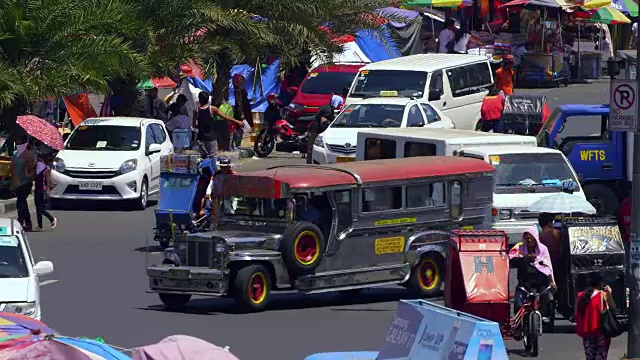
[147,157,495,312]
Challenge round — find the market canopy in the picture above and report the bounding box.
[611,0,638,16]
[500,0,573,8]
[580,0,613,9]
[402,0,472,8]
[137,77,177,90]
[588,6,631,23]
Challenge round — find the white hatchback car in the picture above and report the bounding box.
[0,218,54,320]
[51,117,173,209]
[312,96,455,164]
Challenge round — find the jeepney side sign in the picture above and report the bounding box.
[212,175,283,198]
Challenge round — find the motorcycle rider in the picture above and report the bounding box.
[264,93,282,127]
[306,94,343,164]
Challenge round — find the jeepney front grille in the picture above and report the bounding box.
[184,240,212,267]
[516,210,539,220]
[326,144,357,154]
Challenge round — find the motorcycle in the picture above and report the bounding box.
[253,106,313,158]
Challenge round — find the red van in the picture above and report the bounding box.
[286,64,364,122]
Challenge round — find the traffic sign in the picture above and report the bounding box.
[610,79,639,132]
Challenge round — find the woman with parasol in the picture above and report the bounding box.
[10,134,36,231]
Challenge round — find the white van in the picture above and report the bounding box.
[356,129,586,244]
[345,54,493,130]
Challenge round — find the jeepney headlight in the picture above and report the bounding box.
[314,135,324,147]
[214,241,227,253]
[498,209,512,220]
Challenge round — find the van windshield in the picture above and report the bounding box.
[493,153,578,192]
[351,70,428,98]
[300,72,357,95]
[332,104,405,128]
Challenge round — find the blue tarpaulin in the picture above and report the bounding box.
[355,29,401,62]
[186,76,213,94]
[229,59,281,112]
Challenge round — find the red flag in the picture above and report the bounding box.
[63,92,98,126]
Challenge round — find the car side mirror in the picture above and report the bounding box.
[288,86,298,94]
[146,143,162,155]
[428,89,442,101]
[33,261,54,275]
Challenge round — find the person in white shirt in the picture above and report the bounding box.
[632,22,638,47]
[454,22,473,54]
[438,19,457,54]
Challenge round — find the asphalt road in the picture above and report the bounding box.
[24,80,626,360]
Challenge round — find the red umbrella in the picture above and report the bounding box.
[16,115,65,151]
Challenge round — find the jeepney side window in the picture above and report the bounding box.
[406,182,445,208]
[362,187,402,212]
[450,181,462,219]
[365,138,396,160]
[334,190,353,233]
[404,142,436,157]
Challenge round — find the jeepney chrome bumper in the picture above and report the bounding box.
[492,220,537,245]
[147,266,229,295]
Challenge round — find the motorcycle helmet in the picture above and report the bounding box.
[267,93,282,106]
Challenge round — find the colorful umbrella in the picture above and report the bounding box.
[0,336,131,360]
[402,0,470,8]
[0,312,56,350]
[589,6,631,23]
[133,335,238,360]
[499,0,573,7]
[137,77,177,90]
[16,115,65,150]
[581,0,613,9]
[612,0,638,16]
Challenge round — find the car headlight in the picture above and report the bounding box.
[119,159,138,174]
[498,209,512,220]
[289,102,304,112]
[52,158,65,173]
[314,135,324,147]
[4,302,37,317]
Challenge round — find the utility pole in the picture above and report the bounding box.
[628,26,640,357]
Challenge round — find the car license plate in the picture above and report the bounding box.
[336,156,355,163]
[78,181,103,190]
[167,268,190,278]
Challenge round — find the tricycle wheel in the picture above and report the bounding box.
[233,264,272,312]
[280,222,326,275]
[525,315,540,357]
[159,293,191,310]
[408,254,444,298]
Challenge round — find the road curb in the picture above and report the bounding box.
[0,196,34,214]
[217,147,255,161]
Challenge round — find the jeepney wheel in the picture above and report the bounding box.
[281,222,326,275]
[159,293,191,310]
[233,264,272,312]
[408,254,444,298]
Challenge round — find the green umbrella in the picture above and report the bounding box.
[136,78,154,90]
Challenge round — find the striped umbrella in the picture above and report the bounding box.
[402,0,472,8]
[612,0,638,16]
[136,77,177,90]
[580,0,613,9]
[589,6,631,23]
[0,336,131,360]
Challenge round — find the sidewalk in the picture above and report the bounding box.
[0,143,256,215]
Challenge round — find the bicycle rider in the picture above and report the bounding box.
[509,225,557,320]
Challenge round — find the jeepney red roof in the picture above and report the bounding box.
[244,156,494,190]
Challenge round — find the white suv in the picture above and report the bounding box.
[51,117,173,209]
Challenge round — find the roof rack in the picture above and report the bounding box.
[267,164,363,186]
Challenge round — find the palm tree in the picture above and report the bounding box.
[0,0,145,138]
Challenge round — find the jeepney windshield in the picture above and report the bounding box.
[223,197,289,219]
[493,153,578,192]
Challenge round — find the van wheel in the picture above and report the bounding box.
[583,184,618,216]
[233,264,272,312]
[408,254,444,298]
[280,222,326,275]
[159,293,191,310]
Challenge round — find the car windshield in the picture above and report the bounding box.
[223,197,289,219]
[300,71,357,95]
[493,153,577,191]
[65,125,141,151]
[351,70,428,98]
[0,236,29,278]
[332,104,405,128]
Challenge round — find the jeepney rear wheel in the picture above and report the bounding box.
[281,222,326,275]
[159,293,191,310]
[408,254,444,298]
[233,264,272,312]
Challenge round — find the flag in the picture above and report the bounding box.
[63,92,98,126]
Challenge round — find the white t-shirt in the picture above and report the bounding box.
[454,33,471,54]
[439,29,455,53]
[633,22,638,37]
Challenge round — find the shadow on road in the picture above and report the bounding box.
[134,245,164,253]
[52,199,158,211]
[139,288,437,315]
